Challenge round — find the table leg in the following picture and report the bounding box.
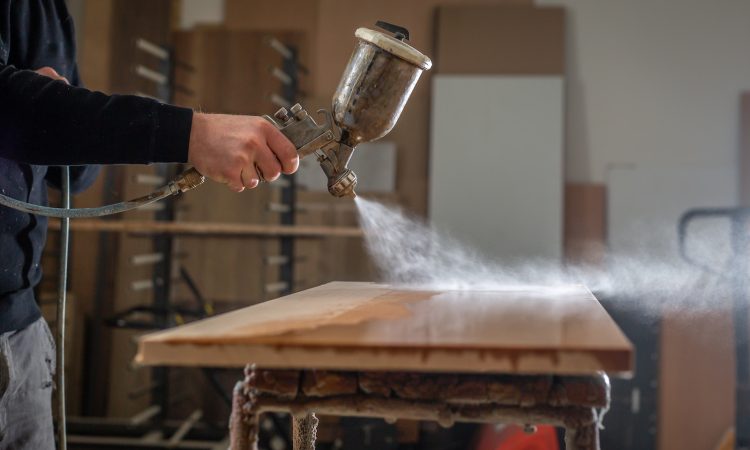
[230,381,260,450]
[565,422,599,450]
[292,413,319,450]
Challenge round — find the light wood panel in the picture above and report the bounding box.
[137,282,633,375]
[564,184,606,266]
[435,5,565,75]
[659,309,735,450]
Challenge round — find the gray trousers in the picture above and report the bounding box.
[0,318,56,450]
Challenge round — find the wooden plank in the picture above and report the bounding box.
[137,282,633,375]
[659,309,735,450]
[49,219,363,238]
[564,184,606,266]
[435,5,565,75]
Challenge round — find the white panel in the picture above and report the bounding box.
[296,141,397,193]
[429,76,564,263]
[608,165,737,263]
[180,0,224,29]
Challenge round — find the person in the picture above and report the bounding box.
[0,1,298,448]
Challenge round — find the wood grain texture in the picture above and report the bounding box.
[137,282,633,375]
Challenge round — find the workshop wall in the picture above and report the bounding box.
[533,2,750,449]
[538,0,750,185]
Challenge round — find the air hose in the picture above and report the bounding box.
[0,167,205,218]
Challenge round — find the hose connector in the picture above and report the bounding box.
[175,167,206,193]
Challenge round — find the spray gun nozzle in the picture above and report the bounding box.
[328,168,358,198]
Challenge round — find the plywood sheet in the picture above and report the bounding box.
[435,5,565,75]
[564,184,606,266]
[137,282,632,375]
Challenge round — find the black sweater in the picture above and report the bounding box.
[0,0,193,333]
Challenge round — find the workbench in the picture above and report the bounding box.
[136,282,633,450]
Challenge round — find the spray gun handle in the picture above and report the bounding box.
[264,104,358,197]
[263,105,338,158]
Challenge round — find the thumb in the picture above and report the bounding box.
[34,66,70,84]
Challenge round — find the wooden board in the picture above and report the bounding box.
[137,282,633,376]
[435,5,566,75]
[564,184,606,266]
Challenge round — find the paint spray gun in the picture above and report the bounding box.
[262,21,432,198]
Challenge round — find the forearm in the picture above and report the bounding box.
[0,64,192,166]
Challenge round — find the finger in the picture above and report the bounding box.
[35,66,67,83]
[254,144,283,182]
[263,122,299,174]
[224,165,245,192]
[240,167,260,189]
[227,183,245,193]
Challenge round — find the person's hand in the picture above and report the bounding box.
[34,66,69,84]
[188,113,298,192]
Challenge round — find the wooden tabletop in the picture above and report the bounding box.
[136,282,633,376]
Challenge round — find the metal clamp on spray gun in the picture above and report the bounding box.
[263,105,358,198]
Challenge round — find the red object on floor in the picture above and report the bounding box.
[474,424,560,450]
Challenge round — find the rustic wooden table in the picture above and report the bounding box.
[137,282,633,450]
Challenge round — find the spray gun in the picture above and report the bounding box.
[263,21,432,198]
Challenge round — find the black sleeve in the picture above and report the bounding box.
[0,63,193,166]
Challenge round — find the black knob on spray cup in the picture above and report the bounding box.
[375,21,410,41]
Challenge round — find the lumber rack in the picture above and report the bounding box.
[230,366,611,450]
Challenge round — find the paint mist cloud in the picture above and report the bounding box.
[354,197,736,316]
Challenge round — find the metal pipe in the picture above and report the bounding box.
[135,65,168,85]
[130,253,165,266]
[265,37,293,59]
[270,67,293,85]
[135,38,170,60]
[56,166,70,450]
[167,410,203,447]
[0,168,204,218]
[129,405,161,426]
